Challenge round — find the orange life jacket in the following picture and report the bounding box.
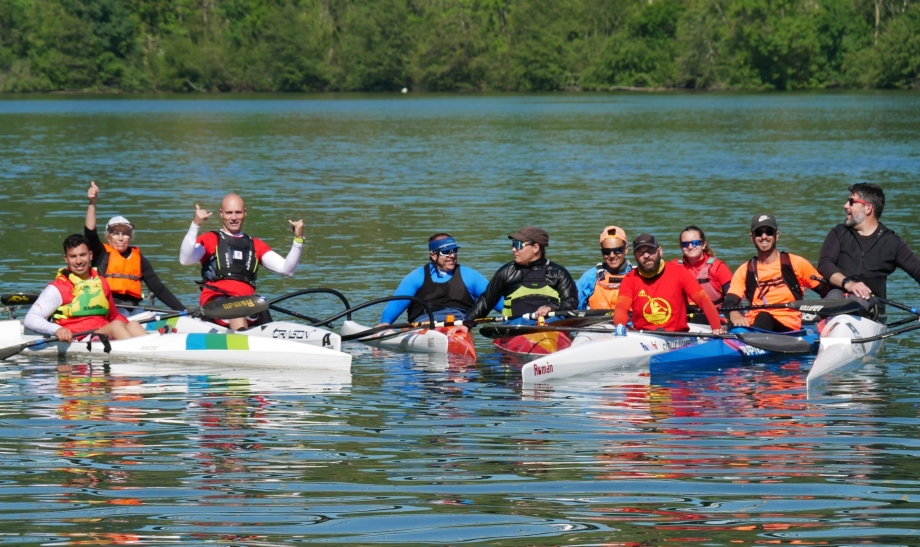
[100,243,143,299]
[587,264,628,310]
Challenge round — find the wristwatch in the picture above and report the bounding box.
[841,276,852,288]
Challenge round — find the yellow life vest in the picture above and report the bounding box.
[52,269,110,319]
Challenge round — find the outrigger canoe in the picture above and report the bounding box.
[142,315,342,352]
[0,319,351,370]
[807,314,886,385]
[340,320,476,359]
[521,325,708,383]
[648,325,820,376]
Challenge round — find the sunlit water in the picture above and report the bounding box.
[1,92,920,545]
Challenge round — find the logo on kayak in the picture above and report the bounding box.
[532,363,554,376]
[638,290,672,325]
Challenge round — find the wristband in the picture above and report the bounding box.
[841,276,852,288]
[293,236,304,244]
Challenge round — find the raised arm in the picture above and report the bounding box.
[85,181,99,231]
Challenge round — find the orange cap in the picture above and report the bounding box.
[599,226,628,245]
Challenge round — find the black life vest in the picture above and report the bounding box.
[504,262,561,317]
[406,264,474,322]
[744,251,803,303]
[201,231,259,287]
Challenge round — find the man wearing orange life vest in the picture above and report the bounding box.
[722,214,822,332]
[23,234,148,342]
[613,234,724,335]
[84,182,186,316]
[576,226,633,310]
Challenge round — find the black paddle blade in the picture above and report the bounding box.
[1,293,39,306]
[736,332,815,354]
[791,299,862,316]
[202,295,270,320]
[0,342,31,360]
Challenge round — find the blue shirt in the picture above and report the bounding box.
[575,261,633,309]
[380,264,501,324]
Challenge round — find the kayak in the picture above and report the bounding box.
[141,315,342,352]
[494,331,572,359]
[648,325,819,376]
[0,319,351,370]
[340,320,476,359]
[521,325,705,383]
[807,314,886,385]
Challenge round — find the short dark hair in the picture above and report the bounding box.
[63,234,89,253]
[849,183,885,219]
[429,233,452,242]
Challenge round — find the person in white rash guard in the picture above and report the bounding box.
[179,193,305,331]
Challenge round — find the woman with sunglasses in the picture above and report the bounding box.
[84,181,187,317]
[576,226,633,310]
[672,226,732,323]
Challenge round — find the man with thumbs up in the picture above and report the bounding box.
[179,193,305,330]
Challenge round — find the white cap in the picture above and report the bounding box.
[106,216,134,232]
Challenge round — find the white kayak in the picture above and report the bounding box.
[341,320,448,354]
[140,314,342,352]
[807,314,886,385]
[0,319,351,370]
[521,324,709,383]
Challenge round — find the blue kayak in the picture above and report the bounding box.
[648,325,820,376]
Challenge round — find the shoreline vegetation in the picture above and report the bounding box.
[0,0,918,94]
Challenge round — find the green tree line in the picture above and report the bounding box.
[0,0,917,92]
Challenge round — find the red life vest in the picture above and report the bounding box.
[678,257,724,305]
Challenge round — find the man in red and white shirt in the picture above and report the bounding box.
[179,193,305,330]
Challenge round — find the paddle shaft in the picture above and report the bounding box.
[851,322,920,344]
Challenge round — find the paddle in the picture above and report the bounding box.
[718,298,862,316]
[874,297,920,316]
[478,324,814,354]
[847,322,920,344]
[0,293,40,306]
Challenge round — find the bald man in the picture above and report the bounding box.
[179,193,305,330]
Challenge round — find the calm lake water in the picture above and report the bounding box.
[1,92,920,545]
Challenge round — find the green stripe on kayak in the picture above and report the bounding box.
[186,333,250,351]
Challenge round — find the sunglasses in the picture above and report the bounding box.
[436,248,458,256]
[512,240,534,251]
[601,246,626,256]
[753,227,776,237]
[847,197,869,207]
[680,239,703,249]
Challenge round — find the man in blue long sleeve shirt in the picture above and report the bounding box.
[377,233,501,326]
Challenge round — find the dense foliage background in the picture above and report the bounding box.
[0,0,918,92]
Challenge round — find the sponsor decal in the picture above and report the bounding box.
[798,305,824,312]
[272,329,308,340]
[640,343,649,351]
[638,289,672,325]
[532,363,554,376]
[222,298,256,310]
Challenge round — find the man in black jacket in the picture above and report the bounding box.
[464,226,577,321]
[818,183,920,316]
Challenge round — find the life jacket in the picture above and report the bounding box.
[587,263,628,310]
[50,269,112,334]
[503,262,560,317]
[98,243,143,299]
[406,264,474,322]
[201,231,259,287]
[679,257,724,305]
[744,251,803,304]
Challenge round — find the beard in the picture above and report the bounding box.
[844,211,864,228]
[637,254,662,276]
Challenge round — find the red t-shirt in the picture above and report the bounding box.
[196,231,272,305]
[614,262,721,331]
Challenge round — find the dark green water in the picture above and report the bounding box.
[0,92,919,545]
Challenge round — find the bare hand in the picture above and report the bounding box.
[54,327,74,343]
[289,219,304,238]
[729,311,749,328]
[712,328,725,335]
[87,181,99,204]
[848,281,872,300]
[193,204,213,226]
[374,322,390,329]
[534,306,552,318]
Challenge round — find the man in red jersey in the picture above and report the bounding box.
[179,193,305,330]
[613,234,724,335]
